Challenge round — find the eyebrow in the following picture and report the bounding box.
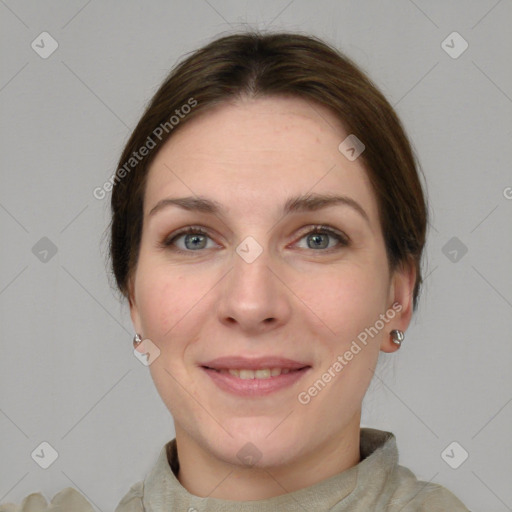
[148,193,370,223]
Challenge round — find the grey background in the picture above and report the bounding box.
[1,1,511,510]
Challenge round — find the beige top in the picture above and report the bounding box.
[0,429,470,511]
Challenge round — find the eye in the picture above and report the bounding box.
[160,226,219,252]
[294,225,349,251]
[159,224,349,254]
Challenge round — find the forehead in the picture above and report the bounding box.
[144,96,379,224]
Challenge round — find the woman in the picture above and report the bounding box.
[1,31,470,511]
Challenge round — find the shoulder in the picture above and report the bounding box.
[0,482,145,512]
[0,488,94,512]
[388,464,470,511]
[359,428,470,511]
[114,481,144,512]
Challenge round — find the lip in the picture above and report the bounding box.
[201,356,310,371]
[200,356,311,397]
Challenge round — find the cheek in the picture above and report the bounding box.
[297,266,387,419]
[135,258,195,340]
[299,262,389,340]
[134,262,200,409]
[137,280,174,339]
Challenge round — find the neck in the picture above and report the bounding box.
[175,414,361,500]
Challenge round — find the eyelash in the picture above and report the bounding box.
[159,224,350,254]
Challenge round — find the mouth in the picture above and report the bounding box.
[205,367,299,379]
[200,356,311,396]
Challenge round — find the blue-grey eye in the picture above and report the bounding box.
[179,233,210,250]
[163,227,218,251]
[307,232,330,249]
[296,228,347,250]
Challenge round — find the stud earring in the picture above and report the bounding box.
[390,329,404,346]
[133,333,142,348]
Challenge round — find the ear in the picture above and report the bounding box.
[380,259,416,353]
[127,277,142,335]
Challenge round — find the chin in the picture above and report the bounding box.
[217,439,302,469]
[204,417,308,468]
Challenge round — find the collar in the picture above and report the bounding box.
[142,428,397,511]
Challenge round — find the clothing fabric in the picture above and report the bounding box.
[0,429,470,511]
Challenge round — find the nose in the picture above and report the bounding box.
[215,247,293,335]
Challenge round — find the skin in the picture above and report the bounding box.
[128,95,415,500]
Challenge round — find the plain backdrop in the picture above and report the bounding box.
[1,1,511,511]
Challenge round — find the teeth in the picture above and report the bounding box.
[221,368,293,379]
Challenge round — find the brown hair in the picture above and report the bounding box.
[108,30,427,309]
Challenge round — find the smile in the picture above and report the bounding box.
[201,364,311,397]
[214,368,293,379]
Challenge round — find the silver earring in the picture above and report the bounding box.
[133,333,142,347]
[390,329,404,346]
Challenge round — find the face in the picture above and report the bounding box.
[129,96,414,469]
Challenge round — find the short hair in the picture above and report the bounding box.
[109,31,427,309]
